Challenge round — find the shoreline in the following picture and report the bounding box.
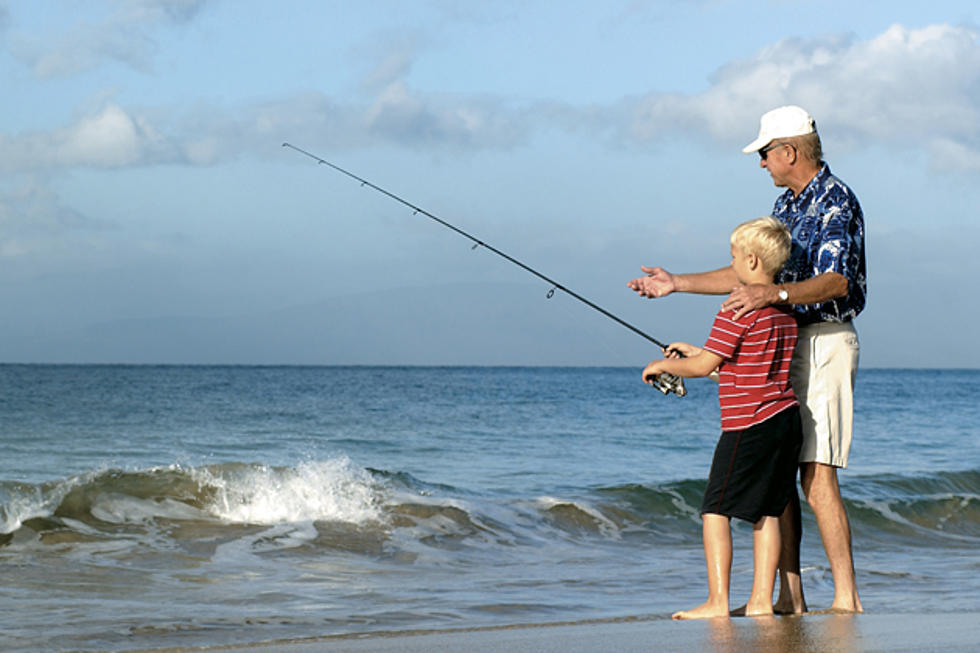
[141,611,980,653]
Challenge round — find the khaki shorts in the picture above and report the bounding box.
[789,321,859,468]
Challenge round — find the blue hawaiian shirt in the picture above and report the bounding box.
[773,164,867,324]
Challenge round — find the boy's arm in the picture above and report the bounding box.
[643,348,723,384]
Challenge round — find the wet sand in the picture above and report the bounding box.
[184,612,980,652]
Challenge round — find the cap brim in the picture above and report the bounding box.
[741,136,771,154]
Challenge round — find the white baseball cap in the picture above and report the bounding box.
[742,105,816,154]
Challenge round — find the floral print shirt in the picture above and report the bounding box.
[773,164,867,324]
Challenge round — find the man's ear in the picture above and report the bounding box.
[786,142,799,164]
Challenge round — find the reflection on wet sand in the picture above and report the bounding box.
[708,613,859,652]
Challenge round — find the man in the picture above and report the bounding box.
[628,105,866,614]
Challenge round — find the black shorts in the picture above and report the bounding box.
[700,407,803,523]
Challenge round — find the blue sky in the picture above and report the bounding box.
[2,0,979,367]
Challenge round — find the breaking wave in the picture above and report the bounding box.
[2,461,977,553]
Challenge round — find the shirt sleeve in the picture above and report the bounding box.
[703,311,744,360]
[813,186,858,277]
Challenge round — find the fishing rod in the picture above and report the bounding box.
[282,142,686,397]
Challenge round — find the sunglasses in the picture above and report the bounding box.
[759,142,796,160]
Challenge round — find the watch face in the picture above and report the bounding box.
[778,289,788,301]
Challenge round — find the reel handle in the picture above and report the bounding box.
[651,372,687,397]
[648,346,687,397]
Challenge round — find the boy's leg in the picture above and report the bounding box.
[801,462,863,612]
[773,488,807,613]
[672,513,732,620]
[745,515,781,616]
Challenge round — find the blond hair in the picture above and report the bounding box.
[730,217,792,276]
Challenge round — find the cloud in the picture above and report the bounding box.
[3,86,530,173]
[361,82,529,149]
[1,104,175,171]
[9,0,208,77]
[622,23,980,166]
[354,32,424,94]
[6,22,980,174]
[0,177,116,258]
[60,104,157,166]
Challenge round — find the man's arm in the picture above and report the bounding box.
[628,265,737,298]
[722,271,848,319]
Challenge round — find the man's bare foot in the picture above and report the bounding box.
[730,601,805,616]
[743,602,775,617]
[774,598,807,615]
[830,596,863,613]
[811,605,863,615]
[772,601,807,614]
[672,601,730,620]
[771,582,807,614]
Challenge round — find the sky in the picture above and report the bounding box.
[2,0,979,367]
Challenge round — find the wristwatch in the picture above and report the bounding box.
[777,286,789,302]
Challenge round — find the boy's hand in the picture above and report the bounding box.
[642,360,665,384]
[664,342,701,359]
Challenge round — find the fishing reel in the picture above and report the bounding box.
[650,372,686,397]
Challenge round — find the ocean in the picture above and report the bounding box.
[1,365,977,651]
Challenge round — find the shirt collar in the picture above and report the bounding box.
[782,162,830,205]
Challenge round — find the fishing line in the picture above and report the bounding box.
[282,142,686,396]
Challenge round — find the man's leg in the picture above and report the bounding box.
[773,487,807,613]
[800,462,863,612]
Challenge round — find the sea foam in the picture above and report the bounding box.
[197,457,384,525]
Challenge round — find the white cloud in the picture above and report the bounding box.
[355,33,423,94]
[929,138,980,173]
[5,22,980,174]
[361,81,527,148]
[10,0,208,77]
[623,23,980,163]
[0,177,116,258]
[1,104,176,172]
[2,87,527,174]
[60,105,145,167]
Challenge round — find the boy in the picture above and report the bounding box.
[642,217,802,620]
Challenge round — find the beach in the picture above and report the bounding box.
[165,612,980,652]
[2,366,978,651]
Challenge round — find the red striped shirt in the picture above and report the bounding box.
[703,307,799,431]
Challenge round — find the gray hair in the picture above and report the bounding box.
[788,131,823,165]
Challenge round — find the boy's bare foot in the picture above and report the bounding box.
[672,601,730,620]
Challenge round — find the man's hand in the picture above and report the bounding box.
[628,266,676,298]
[721,283,779,320]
